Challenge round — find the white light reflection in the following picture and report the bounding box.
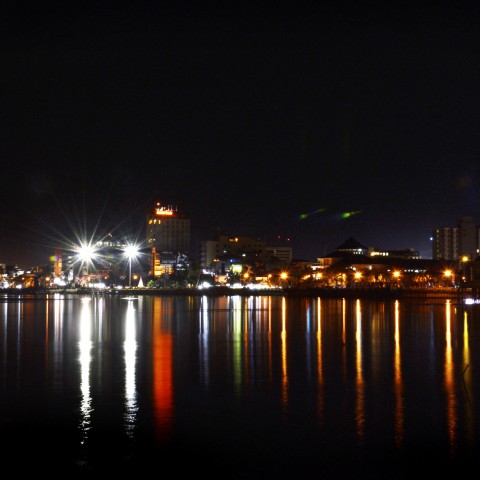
[53,293,64,394]
[231,296,243,393]
[2,302,7,382]
[124,299,138,438]
[79,297,93,444]
[94,296,104,342]
[199,295,210,386]
[16,298,22,364]
[305,299,312,380]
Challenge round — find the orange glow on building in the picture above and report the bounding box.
[154,202,175,216]
[146,202,191,261]
[53,249,62,277]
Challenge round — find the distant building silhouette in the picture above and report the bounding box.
[316,236,441,270]
[432,216,479,261]
[199,235,293,278]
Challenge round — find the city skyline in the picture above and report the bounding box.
[1,196,479,269]
[2,3,480,265]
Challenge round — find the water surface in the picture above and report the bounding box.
[1,293,479,478]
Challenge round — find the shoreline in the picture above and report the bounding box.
[0,286,473,301]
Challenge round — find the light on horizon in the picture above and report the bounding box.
[124,244,140,287]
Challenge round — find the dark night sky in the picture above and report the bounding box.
[2,1,480,266]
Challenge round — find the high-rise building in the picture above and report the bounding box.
[432,216,479,261]
[458,216,478,261]
[432,226,458,260]
[146,202,191,276]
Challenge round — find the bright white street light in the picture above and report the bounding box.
[73,242,97,285]
[124,244,139,287]
[76,243,96,263]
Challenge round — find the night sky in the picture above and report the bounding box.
[2,2,480,266]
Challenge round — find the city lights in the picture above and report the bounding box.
[124,244,139,287]
[72,242,97,285]
[76,243,96,263]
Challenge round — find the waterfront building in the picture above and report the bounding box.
[200,235,267,269]
[200,235,293,270]
[369,247,419,259]
[265,246,293,264]
[432,216,479,261]
[146,202,191,277]
[311,237,456,288]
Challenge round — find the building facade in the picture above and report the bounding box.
[432,216,479,261]
[458,216,478,261]
[200,235,267,269]
[146,202,191,277]
[265,246,293,264]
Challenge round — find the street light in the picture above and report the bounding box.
[443,268,454,287]
[74,242,96,286]
[77,243,96,263]
[124,244,139,288]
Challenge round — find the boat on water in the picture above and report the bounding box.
[464,297,480,305]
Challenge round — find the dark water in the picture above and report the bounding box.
[1,292,480,478]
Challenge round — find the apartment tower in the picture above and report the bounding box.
[146,202,191,276]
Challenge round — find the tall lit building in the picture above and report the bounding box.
[146,202,191,276]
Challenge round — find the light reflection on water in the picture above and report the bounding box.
[123,299,137,438]
[1,293,480,477]
[79,297,93,445]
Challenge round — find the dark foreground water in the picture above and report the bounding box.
[1,292,480,478]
